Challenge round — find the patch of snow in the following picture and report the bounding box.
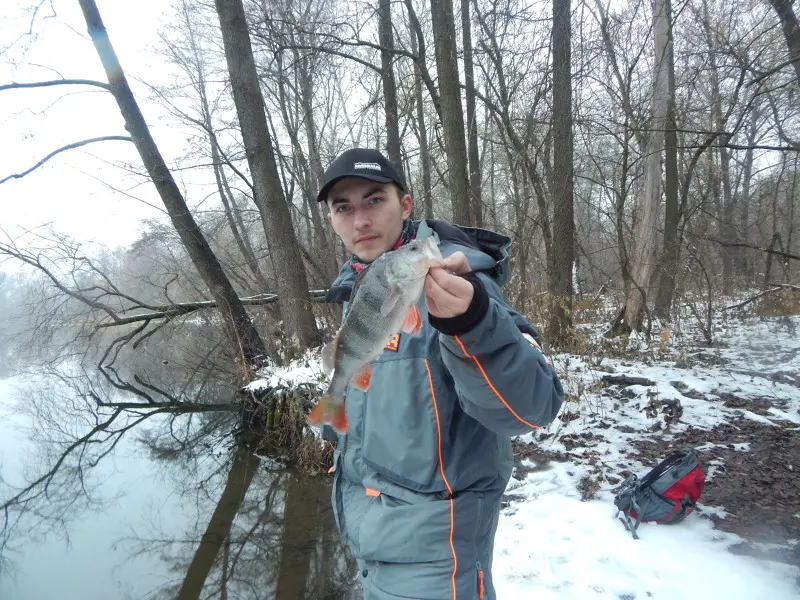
[493,462,800,599]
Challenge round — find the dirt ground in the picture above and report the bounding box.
[630,413,800,567]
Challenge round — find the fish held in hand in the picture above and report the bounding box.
[308,237,444,434]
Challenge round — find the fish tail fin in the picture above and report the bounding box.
[307,395,348,434]
[401,305,423,335]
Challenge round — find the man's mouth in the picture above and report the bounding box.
[354,235,379,244]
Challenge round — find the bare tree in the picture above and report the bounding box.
[767,0,800,89]
[548,0,574,344]
[462,0,483,226]
[214,0,320,350]
[618,0,673,333]
[430,0,471,224]
[379,0,404,171]
[76,0,268,372]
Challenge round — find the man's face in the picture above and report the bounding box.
[326,178,413,263]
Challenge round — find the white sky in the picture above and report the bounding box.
[0,0,194,250]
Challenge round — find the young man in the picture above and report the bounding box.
[318,148,564,600]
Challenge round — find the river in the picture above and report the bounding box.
[0,376,357,600]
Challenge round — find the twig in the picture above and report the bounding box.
[0,79,110,92]
[723,287,782,311]
[0,136,132,185]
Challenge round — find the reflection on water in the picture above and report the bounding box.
[0,377,360,600]
[171,449,360,600]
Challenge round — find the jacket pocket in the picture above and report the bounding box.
[362,358,441,491]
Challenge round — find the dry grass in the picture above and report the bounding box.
[755,287,800,317]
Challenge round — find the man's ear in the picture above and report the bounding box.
[327,214,332,224]
[401,194,413,220]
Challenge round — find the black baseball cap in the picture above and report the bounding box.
[316,148,405,203]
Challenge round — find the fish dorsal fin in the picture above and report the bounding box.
[380,284,403,316]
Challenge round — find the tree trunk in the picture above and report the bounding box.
[214,0,319,351]
[462,0,482,226]
[77,0,268,373]
[620,0,672,332]
[430,0,471,224]
[768,0,800,89]
[178,446,260,600]
[702,0,735,296]
[654,11,680,320]
[739,100,760,282]
[379,0,403,172]
[548,0,574,345]
[410,7,433,219]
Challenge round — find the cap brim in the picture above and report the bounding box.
[316,173,396,202]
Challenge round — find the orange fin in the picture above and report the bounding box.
[307,395,348,434]
[401,305,423,335]
[331,403,348,433]
[352,363,372,391]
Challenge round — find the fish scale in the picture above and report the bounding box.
[307,236,444,434]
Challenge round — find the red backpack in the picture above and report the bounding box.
[612,449,706,539]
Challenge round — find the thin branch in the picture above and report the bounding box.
[0,136,132,185]
[687,232,800,262]
[722,286,798,311]
[0,79,110,92]
[747,54,800,87]
[98,290,330,327]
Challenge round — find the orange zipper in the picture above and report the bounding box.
[478,568,485,599]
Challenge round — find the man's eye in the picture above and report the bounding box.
[336,205,351,213]
[369,196,383,205]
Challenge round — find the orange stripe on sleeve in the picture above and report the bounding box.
[453,335,540,430]
[424,359,458,600]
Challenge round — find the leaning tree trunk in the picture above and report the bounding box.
[462,0,482,227]
[620,0,672,332]
[379,0,403,172]
[77,0,268,373]
[768,0,800,90]
[548,0,574,346]
[214,0,319,350]
[430,0,471,225]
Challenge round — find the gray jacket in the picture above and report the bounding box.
[326,220,564,599]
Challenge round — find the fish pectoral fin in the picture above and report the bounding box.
[351,363,372,391]
[307,395,349,434]
[380,284,403,316]
[331,403,348,433]
[401,305,423,335]
[321,336,338,376]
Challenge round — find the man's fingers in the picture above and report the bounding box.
[441,251,471,275]
[428,267,464,294]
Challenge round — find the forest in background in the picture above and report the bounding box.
[1,0,799,596]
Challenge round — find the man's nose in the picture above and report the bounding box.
[353,208,372,229]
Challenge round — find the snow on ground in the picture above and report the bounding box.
[493,461,799,599]
[257,310,800,598]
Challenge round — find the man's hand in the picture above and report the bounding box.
[425,252,474,318]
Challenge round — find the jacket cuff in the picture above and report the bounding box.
[428,272,489,336]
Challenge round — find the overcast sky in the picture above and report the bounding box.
[0,0,200,251]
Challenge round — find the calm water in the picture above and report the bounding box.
[0,376,357,600]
